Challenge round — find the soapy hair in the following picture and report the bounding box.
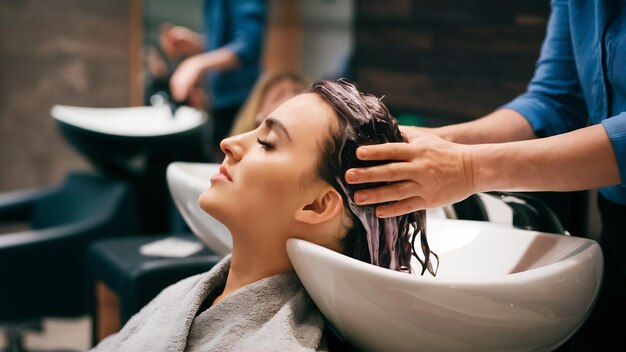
[308,79,438,275]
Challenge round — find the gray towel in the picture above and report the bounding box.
[91,255,326,352]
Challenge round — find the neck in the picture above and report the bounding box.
[214,232,293,305]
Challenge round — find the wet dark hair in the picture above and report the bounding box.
[307,79,438,276]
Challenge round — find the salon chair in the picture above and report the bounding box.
[87,235,348,349]
[0,171,137,352]
[87,235,221,345]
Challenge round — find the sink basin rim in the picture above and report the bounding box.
[286,229,600,287]
[51,105,208,138]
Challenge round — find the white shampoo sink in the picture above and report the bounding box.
[287,221,602,351]
[52,105,207,176]
[167,162,231,256]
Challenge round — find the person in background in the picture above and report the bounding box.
[229,71,309,137]
[344,0,625,350]
[161,0,266,161]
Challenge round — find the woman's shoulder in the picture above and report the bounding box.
[154,255,231,302]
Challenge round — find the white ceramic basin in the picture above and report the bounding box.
[287,220,603,352]
[52,105,208,176]
[167,162,232,256]
[53,106,209,232]
[52,105,206,137]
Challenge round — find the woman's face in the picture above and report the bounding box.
[199,93,338,244]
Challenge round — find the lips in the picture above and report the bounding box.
[220,165,233,181]
[211,165,232,182]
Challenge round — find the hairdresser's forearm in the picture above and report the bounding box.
[472,124,620,192]
[433,109,537,144]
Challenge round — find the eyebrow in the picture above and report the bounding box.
[264,117,293,142]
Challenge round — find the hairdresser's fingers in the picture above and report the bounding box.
[375,197,428,218]
[345,162,415,184]
[399,125,437,141]
[353,181,421,205]
[356,142,416,161]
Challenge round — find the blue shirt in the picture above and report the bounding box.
[203,0,266,109]
[503,0,626,205]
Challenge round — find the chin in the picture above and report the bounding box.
[198,190,221,218]
[198,190,241,232]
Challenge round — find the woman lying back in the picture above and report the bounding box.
[91,79,437,352]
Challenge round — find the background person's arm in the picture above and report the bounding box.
[170,48,241,102]
[170,0,266,102]
[221,0,266,72]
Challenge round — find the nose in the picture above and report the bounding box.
[220,135,244,162]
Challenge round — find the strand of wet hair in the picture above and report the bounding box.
[310,79,439,276]
[410,215,439,276]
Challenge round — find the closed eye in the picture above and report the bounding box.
[256,137,276,151]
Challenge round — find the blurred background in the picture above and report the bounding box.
[0,0,554,191]
[0,0,354,193]
[1,0,598,230]
[0,0,601,350]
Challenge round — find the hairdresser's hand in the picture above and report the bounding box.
[170,56,205,103]
[344,131,476,217]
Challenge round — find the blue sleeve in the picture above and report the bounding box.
[602,112,626,186]
[502,0,588,138]
[224,0,266,67]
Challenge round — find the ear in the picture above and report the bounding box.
[295,188,343,225]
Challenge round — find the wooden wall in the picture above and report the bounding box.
[355,0,551,126]
[0,0,140,192]
[264,0,302,72]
